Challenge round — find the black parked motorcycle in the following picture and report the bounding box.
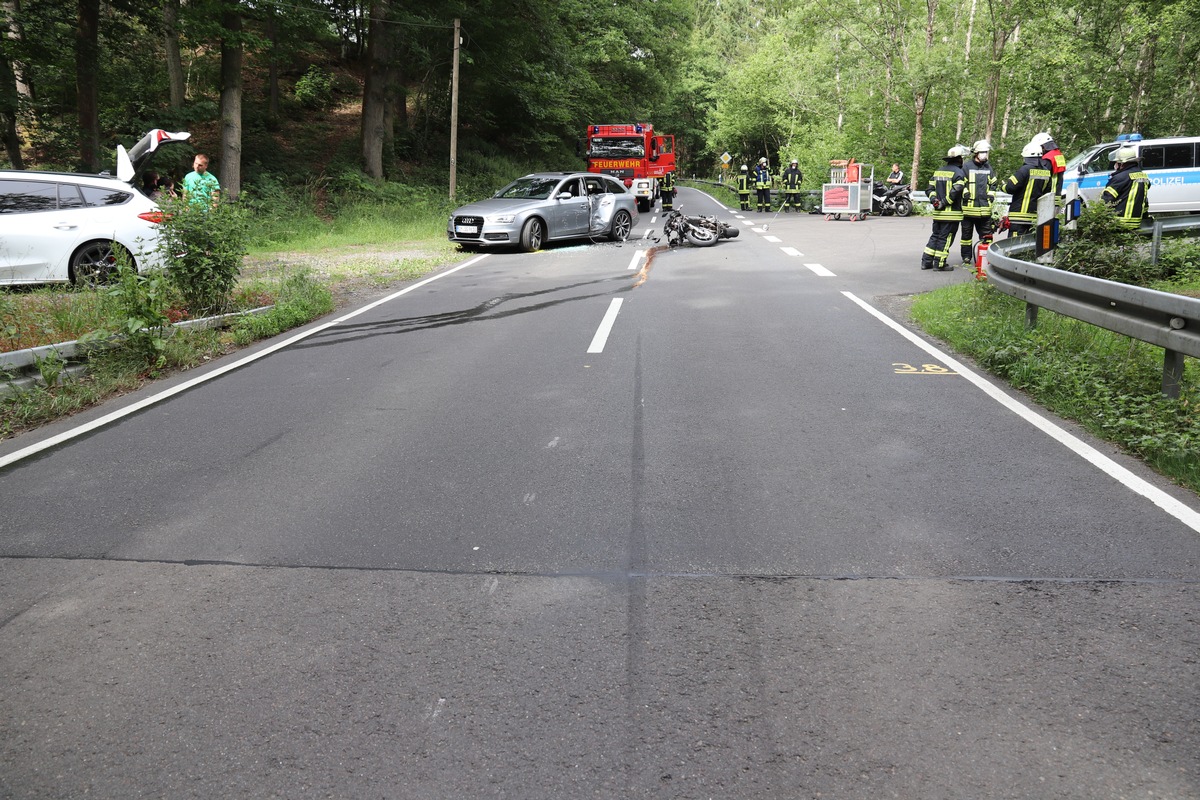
[661,209,741,247]
[871,182,914,217]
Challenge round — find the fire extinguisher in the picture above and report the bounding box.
[974,238,991,281]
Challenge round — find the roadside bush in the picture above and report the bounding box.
[155,197,249,316]
[294,66,335,109]
[1053,201,1162,285]
[94,259,171,367]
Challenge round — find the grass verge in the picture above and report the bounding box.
[910,280,1200,493]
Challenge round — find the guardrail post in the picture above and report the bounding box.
[1163,349,1184,399]
[1025,303,1039,329]
[1151,219,1164,265]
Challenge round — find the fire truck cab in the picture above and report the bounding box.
[584,123,676,212]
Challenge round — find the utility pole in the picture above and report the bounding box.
[449,18,460,201]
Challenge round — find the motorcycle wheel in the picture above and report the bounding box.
[895,198,913,217]
[684,225,720,247]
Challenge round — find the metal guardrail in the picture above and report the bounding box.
[986,217,1200,397]
[0,306,274,397]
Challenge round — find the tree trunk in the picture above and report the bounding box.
[219,5,242,201]
[0,36,22,167]
[956,0,977,142]
[75,0,99,172]
[164,0,185,109]
[361,0,391,179]
[266,11,279,119]
[3,0,32,101]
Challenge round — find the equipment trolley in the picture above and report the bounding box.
[821,159,874,220]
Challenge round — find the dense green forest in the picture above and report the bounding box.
[2,0,1199,198]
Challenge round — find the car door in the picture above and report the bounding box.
[0,179,63,284]
[548,177,589,238]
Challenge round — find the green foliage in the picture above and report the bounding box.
[230,271,333,346]
[911,281,1200,492]
[1052,202,1164,285]
[33,350,65,388]
[293,66,336,109]
[155,198,250,316]
[95,260,171,368]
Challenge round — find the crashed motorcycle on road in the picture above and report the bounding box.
[661,208,741,247]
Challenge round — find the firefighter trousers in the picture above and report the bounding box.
[756,188,771,211]
[780,191,802,211]
[922,219,959,270]
[959,215,994,262]
[661,189,674,210]
[738,192,751,211]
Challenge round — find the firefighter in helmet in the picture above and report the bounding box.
[959,139,997,265]
[1102,146,1150,230]
[1002,138,1053,237]
[736,164,752,211]
[1031,131,1067,208]
[780,159,804,213]
[660,169,676,211]
[921,144,968,271]
[753,157,772,212]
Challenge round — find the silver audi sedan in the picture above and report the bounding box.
[448,172,639,251]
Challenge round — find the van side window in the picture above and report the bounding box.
[1141,147,1164,170]
[1162,143,1196,169]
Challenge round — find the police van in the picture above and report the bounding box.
[1063,133,1200,213]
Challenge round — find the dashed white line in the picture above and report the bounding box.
[587,298,624,354]
[764,235,782,243]
[780,247,803,257]
[804,262,835,277]
[627,249,646,271]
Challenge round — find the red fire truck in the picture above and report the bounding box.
[584,123,676,212]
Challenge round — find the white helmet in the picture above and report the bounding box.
[759,157,768,164]
[1029,131,1058,153]
[972,139,991,153]
[740,164,748,171]
[1021,141,1042,158]
[790,159,799,165]
[946,144,970,159]
[1110,145,1139,164]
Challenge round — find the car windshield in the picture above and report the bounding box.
[589,137,645,158]
[495,176,562,200]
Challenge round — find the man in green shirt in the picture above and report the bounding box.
[183,153,221,208]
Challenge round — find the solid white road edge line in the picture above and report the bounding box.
[0,254,494,470]
[843,290,1200,533]
[587,298,624,354]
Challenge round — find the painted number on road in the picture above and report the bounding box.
[893,363,957,375]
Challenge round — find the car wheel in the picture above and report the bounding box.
[519,218,544,252]
[609,210,632,241]
[70,240,131,287]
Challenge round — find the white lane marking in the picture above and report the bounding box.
[650,216,658,224]
[804,262,835,277]
[764,235,782,243]
[627,249,645,271]
[740,219,755,226]
[781,247,801,257]
[0,254,495,470]
[587,298,624,354]
[843,291,1200,534]
[643,229,652,239]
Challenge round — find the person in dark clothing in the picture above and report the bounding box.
[1102,146,1151,230]
[779,160,803,212]
[753,157,772,212]
[1002,139,1052,237]
[921,145,968,271]
[736,164,751,211]
[959,140,996,265]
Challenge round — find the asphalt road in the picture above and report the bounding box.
[2,186,1198,799]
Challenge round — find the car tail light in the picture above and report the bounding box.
[138,210,169,224]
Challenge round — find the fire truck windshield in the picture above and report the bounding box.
[589,137,645,158]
